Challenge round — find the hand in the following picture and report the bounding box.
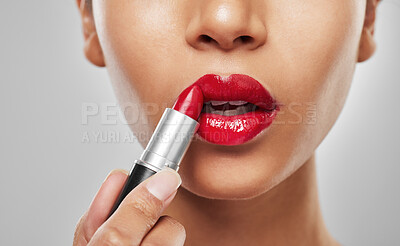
[73,168,186,246]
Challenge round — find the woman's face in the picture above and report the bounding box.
[89,0,367,199]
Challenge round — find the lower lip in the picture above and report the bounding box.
[197,109,278,146]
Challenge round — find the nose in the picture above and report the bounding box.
[185,1,267,51]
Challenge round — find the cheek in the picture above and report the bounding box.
[266,0,365,149]
[269,0,365,108]
[262,0,366,183]
[93,0,186,145]
[94,0,177,94]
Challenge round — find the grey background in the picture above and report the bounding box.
[0,1,399,245]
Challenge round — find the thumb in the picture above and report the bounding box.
[89,168,181,245]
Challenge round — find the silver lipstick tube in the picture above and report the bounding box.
[135,108,199,172]
[108,108,199,217]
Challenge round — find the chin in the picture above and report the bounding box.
[178,144,287,200]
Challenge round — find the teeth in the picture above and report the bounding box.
[208,100,248,106]
[210,101,229,106]
[228,100,248,106]
[222,110,238,116]
[222,107,248,116]
[202,103,257,116]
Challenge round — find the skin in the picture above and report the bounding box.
[74,0,380,245]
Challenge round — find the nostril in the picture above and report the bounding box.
[237,35,254,44]
[198,34,214,43]
[196,34,256,50]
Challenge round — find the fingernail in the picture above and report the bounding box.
[146,168,182,201]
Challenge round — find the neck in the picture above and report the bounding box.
[165,154,338,246]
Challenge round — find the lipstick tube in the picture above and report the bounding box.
[108,108,199,217]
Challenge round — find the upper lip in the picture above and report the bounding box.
[193,74,276,111]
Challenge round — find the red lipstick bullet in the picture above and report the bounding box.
[173,85,204,120]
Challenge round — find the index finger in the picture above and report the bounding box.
[73,169,129,245]
[88,168,181,245]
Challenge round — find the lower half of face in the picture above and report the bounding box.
[93,0,366,199]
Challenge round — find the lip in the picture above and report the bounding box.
[192,74,279,145]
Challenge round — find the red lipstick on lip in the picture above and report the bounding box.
[193,74,278,145]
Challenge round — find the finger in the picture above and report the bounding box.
[164,189,177,208]
[88,168,181,246]
[73,212,89,246]
[73,169,128,245]
[141,215,186,246]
